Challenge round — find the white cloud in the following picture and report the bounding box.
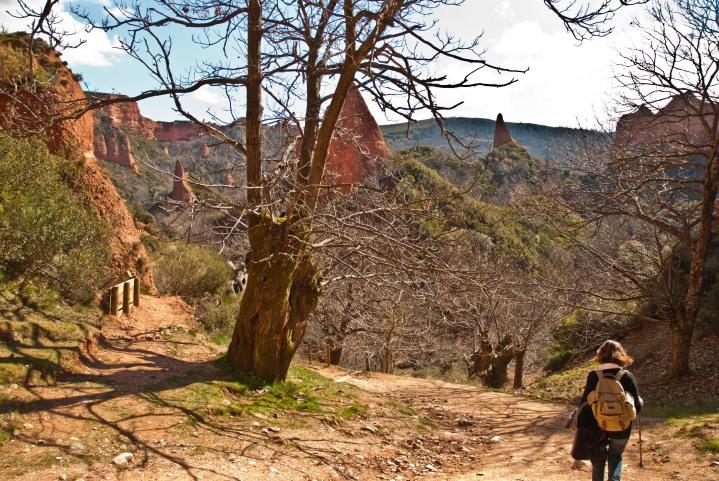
[190,86,224,107]
[0,0,121,67]
[487,20,615,126]
[369,0,643,128]
[495,0,515,19]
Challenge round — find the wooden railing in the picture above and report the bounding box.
[303,341,332,366]
[108,277,140,316]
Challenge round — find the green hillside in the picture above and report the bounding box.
[381,117,606,161]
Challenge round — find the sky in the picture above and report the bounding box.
[0,0,643,128]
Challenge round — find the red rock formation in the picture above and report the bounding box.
[95,122,138,173]
[323,86,391,187]
[117,133,138,172]
[0,45,94,156]
[162,145,170,157]
[93,127,108,159]
[616,94,716,150]
[492,113,515,150]
[90,94,145,172]
[88,93,157,138]
[171,160,195,202]
[0,36,154,290]
[154,121,204,142]
[199,143,211,158]
[89,94,204,170]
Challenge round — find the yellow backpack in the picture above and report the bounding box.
[587,369,637,431]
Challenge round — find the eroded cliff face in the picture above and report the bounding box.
[615,94,716,149]
[89,93,158,138]
[95,117,138,173]
[323,86,392,187]
[90,94,205,172]
[154,120,204,142]
[0,36,154,290]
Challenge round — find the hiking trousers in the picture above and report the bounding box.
[591,436,628,481]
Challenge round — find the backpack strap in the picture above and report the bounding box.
[596,368,625,380]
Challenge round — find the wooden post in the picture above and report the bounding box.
[110,285,120,316]
[123,280,131,315]
[133,277,140,307]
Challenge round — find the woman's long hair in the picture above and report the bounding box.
[595,340,634,367]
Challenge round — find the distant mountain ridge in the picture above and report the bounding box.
[381,117,605,161]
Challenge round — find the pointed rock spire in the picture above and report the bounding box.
[171,160,194,202]
[324,85,392,188]
[492,113,515,150]
[199,143,211,158]
[118,133,138,173]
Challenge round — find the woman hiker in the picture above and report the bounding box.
[577,340,643,481]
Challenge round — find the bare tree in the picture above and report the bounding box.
[557,0,719,377]
[4,0,644,382]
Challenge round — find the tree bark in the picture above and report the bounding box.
[382,348,393,373]
[668,319,693,378]
[513,349,526,389]
[329,346,343,365]
[227,216,321,382]
[485,340,514,388]
[668,175,716,377]
[466,335,513,388]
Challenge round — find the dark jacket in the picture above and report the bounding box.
[578,363,642,439]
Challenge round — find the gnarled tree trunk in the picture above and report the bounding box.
[513,349,526,389]
[466,334,514,388]
[227,216,321,382]
[668,319,694,378]
[329,346,343,365]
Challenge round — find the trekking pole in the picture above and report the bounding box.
[638,413,644,468]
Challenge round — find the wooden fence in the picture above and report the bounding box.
[303,341,332,365]
[108,277,140,316]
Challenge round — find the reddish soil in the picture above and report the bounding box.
[0,296,716,481]
[318,368,718,481]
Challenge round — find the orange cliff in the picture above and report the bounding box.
[0,37,154,290]
[615,93,716,150]
[154,120,205,142]
[94,118,138,173]
[616,94,719,234]
[88,93,206,172]
[323,86,392,187]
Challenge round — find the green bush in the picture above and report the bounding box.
[0,134,110,304]
[152,242,232,298]
[542,309,640,373]
[198,295,241,335]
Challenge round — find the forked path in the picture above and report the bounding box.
[315,366,715,481]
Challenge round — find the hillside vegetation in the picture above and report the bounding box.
[381,116,607,161]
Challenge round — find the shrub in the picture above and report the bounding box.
[0,134,110,304]
[152,242,232,298]
[198,295,241,336]
[542,309,640,373]
[698,438,719,454]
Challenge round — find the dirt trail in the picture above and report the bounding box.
[1,296,716,481]
[315,367,716,481]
